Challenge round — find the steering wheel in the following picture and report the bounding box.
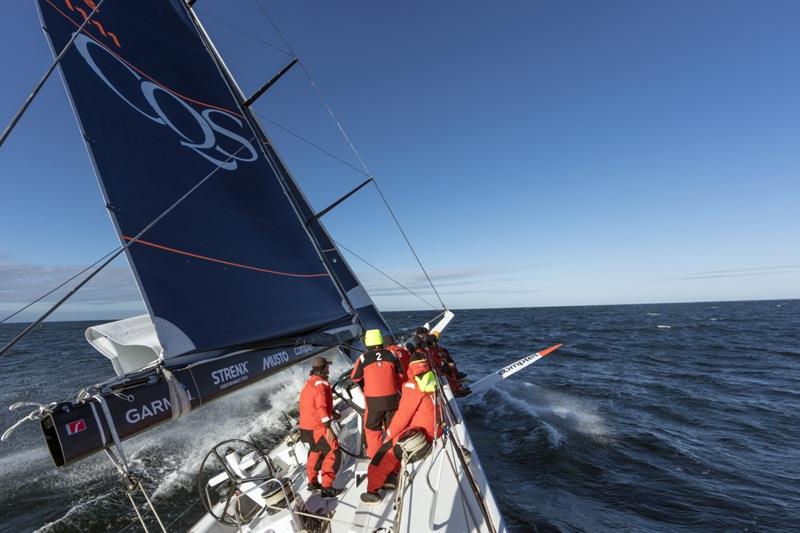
[196,439,270,526]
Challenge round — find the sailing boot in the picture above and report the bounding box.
[321,486,344,499]
[457,371,467,379]
[383,472,399,490]
[360,491,383,505]
[307,481,322,492]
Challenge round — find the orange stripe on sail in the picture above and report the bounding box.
[123,236,330,278]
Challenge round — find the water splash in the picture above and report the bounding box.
[490,382,612,445]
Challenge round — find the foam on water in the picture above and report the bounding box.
[487,381,612,445]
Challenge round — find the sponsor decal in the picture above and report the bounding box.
[211,361,250,389]
[71,33,258,170]
[293,344,314,357]
[65,418,87,435]
[262,350,290,371]
[499,354,537,378]
[125,398,172,424]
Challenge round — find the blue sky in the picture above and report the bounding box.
[1,0,799,321]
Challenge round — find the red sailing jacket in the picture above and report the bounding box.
[426,346,444,370]
[386,344,411,383]
[351,348,403,399]
[299,373,333,431]
[385,377,442,442]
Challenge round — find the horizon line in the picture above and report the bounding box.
[1,296,796,325]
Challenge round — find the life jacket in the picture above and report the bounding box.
[407,355,431,381]
[299,373,333,431]
[350,348,402,399]
[385,370,442,442]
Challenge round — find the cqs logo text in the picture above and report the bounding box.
[73,33,258,170]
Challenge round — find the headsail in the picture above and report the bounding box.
[37,0,353,358]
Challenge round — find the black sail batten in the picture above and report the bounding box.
[36,0,355,359]
[186,5,393,336]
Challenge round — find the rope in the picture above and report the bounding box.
[334,240,438,311]
[372,181,447,310]
[1,401,57,441]
[0,0,109,150]
[0,136,257,357]
[0,249,117,325]
[138,481,168,532]
[253,0,447,310]
[194,8,292,57]
[125,491,150,533]
[253,111,370,177]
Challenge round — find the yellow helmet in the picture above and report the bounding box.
[364,329,383,347]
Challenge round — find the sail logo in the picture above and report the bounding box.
[211,361,250,389]
[65,418,87,435]
[263,351,290,371]
[61,0,121,48]
[72,33,258,171]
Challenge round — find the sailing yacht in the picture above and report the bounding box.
[1,1,560,530]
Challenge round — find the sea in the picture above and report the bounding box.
[1,300,798,532]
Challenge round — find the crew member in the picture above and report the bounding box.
[431,331,466,379]
[298,356,343,498]
[351,329,404,458]
[427,333,470,397]
[360,353,442,504]
[384,334,411,384]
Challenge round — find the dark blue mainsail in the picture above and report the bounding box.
[262,143,393,335]
[37,0,354,357]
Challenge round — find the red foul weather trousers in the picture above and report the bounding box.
[363,402,396,459]
[366,428,432,493]
[300,428,341,488]
[366,440,402,493]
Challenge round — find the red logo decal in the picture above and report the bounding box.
[65,419,87,435]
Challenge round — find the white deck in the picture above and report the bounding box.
[189,374,506,533]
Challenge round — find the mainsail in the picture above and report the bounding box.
[30,0,399,467]
[37,0,355,358]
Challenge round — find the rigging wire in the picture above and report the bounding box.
[194,8,292,57]
[252,0,447,310]
[0,0,109,150]
[0,137,258,357]
[0,248,118,325]
[252,111,370,177]
[334,240,438,311]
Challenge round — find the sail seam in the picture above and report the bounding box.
[122,236,330,278]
